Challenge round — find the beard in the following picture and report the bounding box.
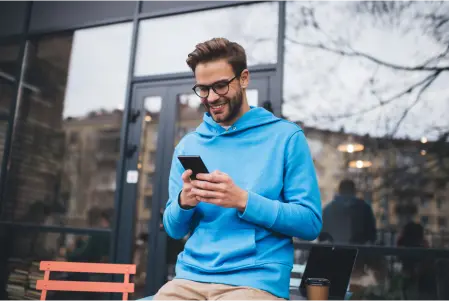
[204,89,243,124]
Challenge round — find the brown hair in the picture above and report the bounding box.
[186,38,247,76]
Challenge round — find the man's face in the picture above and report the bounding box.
[194,59,247,125]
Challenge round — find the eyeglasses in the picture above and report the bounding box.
[192,76,237,98]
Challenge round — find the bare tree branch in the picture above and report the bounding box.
[419,44,449,67]
[389,70,442,136]
[311,71,440,120]
[285,37,449,72]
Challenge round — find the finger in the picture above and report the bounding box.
[191,180,225,192]
[191,188,224,199]
[181,169,193,183]
[197,197,224,207]
[213,170,228,176]
[196,172,228,183]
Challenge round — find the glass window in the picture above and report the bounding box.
[0,42,21,116]
[175,93,204,146]
[0,119,7,178]
[1,22,133,228]
[144,196,152,209]
[133,94,163,299]
[135,96,161,237]
[2,229,111,300]
[134,2,279,76]
[284,1,449,251]
[292,244,448,300]
[0,42,21,194]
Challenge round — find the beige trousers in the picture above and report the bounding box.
[154,279,285,300]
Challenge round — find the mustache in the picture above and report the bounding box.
[201,99,228,108]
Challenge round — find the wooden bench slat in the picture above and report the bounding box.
[39,261,136,274]
[36,280,134,293]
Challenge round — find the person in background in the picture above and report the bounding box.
[321,179,376,245]
[64,207,111,263]
[321,179,380,290]
[397,221,436,299]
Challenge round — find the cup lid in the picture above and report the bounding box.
[305,278,331,286]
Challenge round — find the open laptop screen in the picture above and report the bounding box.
[299,246,358,299]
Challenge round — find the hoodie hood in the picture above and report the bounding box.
[196,106,281,137]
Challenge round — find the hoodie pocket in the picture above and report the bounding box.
[180,227,256,272]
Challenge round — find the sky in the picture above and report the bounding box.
[62,1,448,141]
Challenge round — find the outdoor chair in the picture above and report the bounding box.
[36,261,136,300]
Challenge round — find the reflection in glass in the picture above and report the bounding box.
[133,96,161,299]
[0,42,20,116]
[284,1,449,250]
[0,42,20,174]
[2,22,133,228]
[156,92,207,282]
[3,229,111,300]
[135,2,279,76]
[247,89,259,107]
[136,96,161,228]
[284,1,449,140]
[175,93,205,146]
[0,120,6,172]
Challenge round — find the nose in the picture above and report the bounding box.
[207,88,220,102]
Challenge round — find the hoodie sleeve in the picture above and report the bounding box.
[163,147,196,240]
[238,130,322,240]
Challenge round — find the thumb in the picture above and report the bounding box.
[182,169,193,183]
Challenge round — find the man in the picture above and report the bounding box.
[321,179,376,245]
[154,38,322,300]
[321,179,378,285]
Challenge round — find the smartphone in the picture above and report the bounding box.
[177,155,209,180]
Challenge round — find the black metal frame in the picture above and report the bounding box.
[0,2,32,217]
[0,0,447,299]
[137,1,265,20]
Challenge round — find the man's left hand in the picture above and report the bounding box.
[191,170,248,212]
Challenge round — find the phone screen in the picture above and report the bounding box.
[177,155,209,180]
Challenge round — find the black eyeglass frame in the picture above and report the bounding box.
[192,75,238,98]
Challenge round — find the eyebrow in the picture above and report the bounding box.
[196,77,233,86]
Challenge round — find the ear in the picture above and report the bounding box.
[239,69,250,89]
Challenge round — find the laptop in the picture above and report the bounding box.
[298,245,358,300]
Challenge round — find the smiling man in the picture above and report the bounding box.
[153,38,322,300]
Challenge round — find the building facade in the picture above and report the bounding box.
[1,1,448,300]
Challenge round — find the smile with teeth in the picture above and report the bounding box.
[210,103,226,109]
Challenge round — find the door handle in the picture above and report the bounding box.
[126,144,138,157]
[129,109,141,123]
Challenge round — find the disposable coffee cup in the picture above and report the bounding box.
[305,278,331,300]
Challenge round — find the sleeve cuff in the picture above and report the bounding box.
[238,191,279,228]
[169,191,195,223]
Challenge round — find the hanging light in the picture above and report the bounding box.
[349,160,372,169]
[338,142,364,153]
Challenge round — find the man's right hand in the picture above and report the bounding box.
[179,169,199,209]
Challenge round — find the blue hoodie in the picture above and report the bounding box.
[163,107,322,299]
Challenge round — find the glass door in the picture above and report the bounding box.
[127,74,271,298]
